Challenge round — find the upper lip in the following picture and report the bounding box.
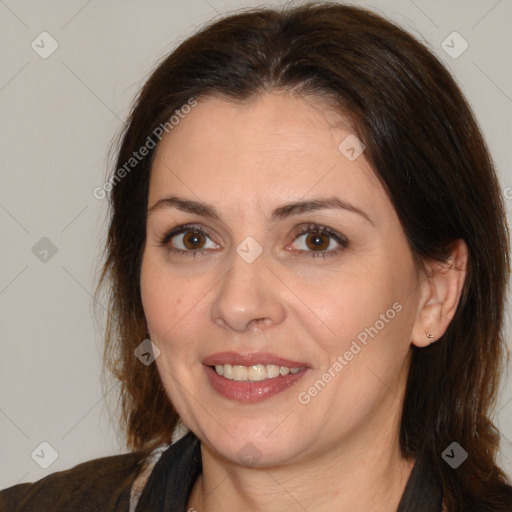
[202,352,310,368]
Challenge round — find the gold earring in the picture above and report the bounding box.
[425,328,434,339]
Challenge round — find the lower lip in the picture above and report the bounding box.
[204,365,309,403]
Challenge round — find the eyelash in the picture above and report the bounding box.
[157,222,349,260]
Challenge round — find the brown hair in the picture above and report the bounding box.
[94,2,512,509]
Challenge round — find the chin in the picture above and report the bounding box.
[194,417,311,468]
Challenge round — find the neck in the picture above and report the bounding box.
[187,411,415,512]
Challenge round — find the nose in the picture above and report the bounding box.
[210,249,286,334]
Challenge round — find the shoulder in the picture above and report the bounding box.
[0,450,147,512]
[468,485,512,512]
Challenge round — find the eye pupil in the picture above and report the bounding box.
[184,231,204,249]
[306,232,329,251]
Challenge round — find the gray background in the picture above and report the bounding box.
[1,0,511,489]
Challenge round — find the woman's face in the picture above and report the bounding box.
[140,92,424,467]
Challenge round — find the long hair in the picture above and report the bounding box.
[94,3,512,509]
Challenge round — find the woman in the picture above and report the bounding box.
[1,2,511,511]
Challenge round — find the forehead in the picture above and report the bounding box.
[148,92,390,220]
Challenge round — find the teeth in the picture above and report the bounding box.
[248,364,266,381]
[213,363,304,381]
[232,365,248,381]
[266,364,280,378]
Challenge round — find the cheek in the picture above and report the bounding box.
[307,262,413,363]
[140,253,181,337]
[140,254,209,360]
[311,273,386,334]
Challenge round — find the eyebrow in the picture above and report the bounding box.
[147,195,374,225]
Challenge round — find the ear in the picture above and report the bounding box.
[411,239,468,348]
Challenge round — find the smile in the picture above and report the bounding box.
[213,363,305,381]
[202,352,311,402]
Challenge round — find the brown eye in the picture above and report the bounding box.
[181,231,206,250]
[159,224,219,256]
[291,223,349,259]
[304,231,330,251]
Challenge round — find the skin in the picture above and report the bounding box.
[140,91,467,511]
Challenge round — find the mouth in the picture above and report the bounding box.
[202,352,310,403]
[210,363,305,381]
